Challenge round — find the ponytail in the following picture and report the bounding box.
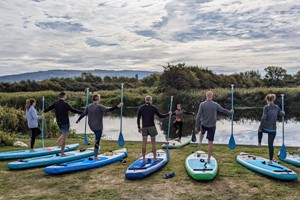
[25,99,36,111]
[265,94,276,103]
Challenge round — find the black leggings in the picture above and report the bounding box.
[258,130,276,160]
[173,121,183,139]
[30,128,42,149]
[92,130,103,157]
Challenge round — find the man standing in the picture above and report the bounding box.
[195,91,233,163]
[44,92,83,156]
[137,96,171,162]
[76,94,123,160]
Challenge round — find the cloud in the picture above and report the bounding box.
[0,0,300,76]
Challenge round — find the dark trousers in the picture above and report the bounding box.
[173,121,183,139]
[258,129,276,160]
[92,130,103,157]
[30,128,42,149]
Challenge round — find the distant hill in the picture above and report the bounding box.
[0,69,160,82]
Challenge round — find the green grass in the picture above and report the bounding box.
[0,139,299,200]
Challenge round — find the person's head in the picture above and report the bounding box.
[25,98,36,110]
[145,95,152,104]
[59,91,67,100]
[177,104,182,110]
[265,94,276,104]
[206,91,214,100]
[92,94,100,103]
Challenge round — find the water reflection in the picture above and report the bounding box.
[70,108,300,147]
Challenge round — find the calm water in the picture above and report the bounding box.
[70,108,300,147]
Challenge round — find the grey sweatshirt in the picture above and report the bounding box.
[259,104,284,132]
[195,100,231,129]
[77,103,118,130]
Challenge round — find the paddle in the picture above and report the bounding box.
[228,84,236,150]
[118,83,125,147]
[166,96,174,161]
[41,96,45,149]
[83,88,89,146]
[279,94,287,159]
[191,113,196,142]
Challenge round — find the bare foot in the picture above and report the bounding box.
[94,157,100,161]
[61,153,68,157]
[30,149,36,152]
[175,130,179,134]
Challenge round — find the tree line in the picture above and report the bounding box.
[0,64,300,92]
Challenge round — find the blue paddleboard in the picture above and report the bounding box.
[0,143,80,160]
[8,148,94,170]
[278,151,300,167]
[236,152,298,181]
[44,148,127,174]
[125,149,168,179]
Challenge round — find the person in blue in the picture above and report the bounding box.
[44,92,83,156]
[25,98,43,152]
[258,94,284,164]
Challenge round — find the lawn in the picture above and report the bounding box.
[0,139,299,200]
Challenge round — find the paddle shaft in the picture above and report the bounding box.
[166,96,173,160]
[84,88,89,145]
[231,84,234,135]
[281,94,285,143]
[41,96,45,149]
[120,83,124,131]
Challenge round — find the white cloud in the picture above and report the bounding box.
[0,0,300,76]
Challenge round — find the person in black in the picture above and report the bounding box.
[44,92,83,156]
[137,95,171,162]
[172,103,194,142]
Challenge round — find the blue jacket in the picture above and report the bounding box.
[26,106,40,128]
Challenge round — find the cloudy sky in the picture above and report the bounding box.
[1,0,300,76]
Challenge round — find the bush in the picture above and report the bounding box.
[0,131,15,146]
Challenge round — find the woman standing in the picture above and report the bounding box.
[258,94,284,164]
[25,99,43,151]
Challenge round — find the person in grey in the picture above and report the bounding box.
[258,94,284,164]
[76,94,123,160]
[195,91,233,163]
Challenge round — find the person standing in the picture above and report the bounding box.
[76,94,123,160]
[172,103,194,142]
[195,91,233,163]
[258,94,284,164]
[25,99,43,151]
[137,96,171,162]
[44,92,83,156]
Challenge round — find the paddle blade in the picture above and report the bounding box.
[228,134,236,149]
[279,144,287,159]
[84,134,89,146]
[118,132,125,147]
[191,131,196,142]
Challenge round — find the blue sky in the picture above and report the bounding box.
[1,0,300,76]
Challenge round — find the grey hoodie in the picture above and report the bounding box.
[259,103,284,132]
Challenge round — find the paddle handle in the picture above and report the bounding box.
[281,94,284,143]
[120,83,124,131]
[41,96,45,149]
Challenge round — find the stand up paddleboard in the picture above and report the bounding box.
[8,148,94,170]
[161,136,192,149]
[278,151,300,167]
[125,149,168,179]
[185,150,218,181]
[236,152,298,180]
[44,148,127,174]
[0,143,80,160]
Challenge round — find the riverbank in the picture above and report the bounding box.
[0,139,299,200]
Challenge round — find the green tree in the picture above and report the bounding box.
[264,66,287,86]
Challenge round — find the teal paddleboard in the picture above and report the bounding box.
[162,136,192,149]
[278,151,300,167]
[8,148,94,170]
[236,152,298,180]
[0,143,80,160]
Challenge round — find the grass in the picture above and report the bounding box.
[0,139,299,200]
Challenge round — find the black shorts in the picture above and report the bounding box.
[201,125,216,141]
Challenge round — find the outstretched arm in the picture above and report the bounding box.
[43,103,54,113]
[216,103,232,115]
[67,103,83,114]
[154,106,169,118]
[76,108,88,123]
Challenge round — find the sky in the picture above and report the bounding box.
[0,0,300,76]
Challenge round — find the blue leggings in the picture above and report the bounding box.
[92,130,103,157]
